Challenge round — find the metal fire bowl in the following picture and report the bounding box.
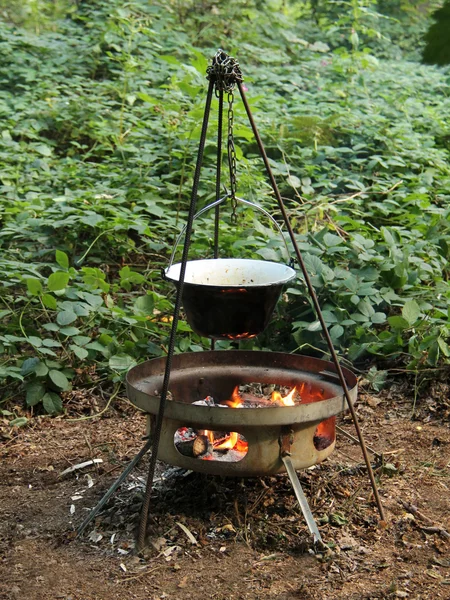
[126,351,357,477]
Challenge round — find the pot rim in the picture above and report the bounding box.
[164,258,296,288]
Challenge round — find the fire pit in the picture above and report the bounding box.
[77,50,384,550]
[126,350,357,478]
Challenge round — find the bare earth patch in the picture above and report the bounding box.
[1,387,449,600]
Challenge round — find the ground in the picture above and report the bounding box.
[1,382,449,600]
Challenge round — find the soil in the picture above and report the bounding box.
[1,382,449,600]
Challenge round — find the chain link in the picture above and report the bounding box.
[206,50,242,225]
[206,49,243,93]
[227,91,238,224]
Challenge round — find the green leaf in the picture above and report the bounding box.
[303,254,323,275]
[323,233,343,247]
[72,302,90,317]
[26,278,43,296]
[85,341,108,353]
[119,266,145,288]
[330,324,344,339]
[371,312,386,324]
[381,227,396,248]
[42,294,58,309]
[57,311,77,326]
[72,336,91,346]
[137,92,160,104]
[35,362,49,377]
[330,513,348,526]
[43,323,60,332]
[59,326,80,336]
[26,382,46,406]
[48,271,70,292]
[35,144,52,157]
[28,336,42,348]
[437,337,450,357]
[133,295,155,316]
[48,369,70,390]
[21,357,40,376]
[81,214,105,227]
[82,267,110,293]
[39,348,57,357]
[43,392,63,414]
[402,300,421,326]
[42,339,62,348]
[366,366,387,391]
[307,320,322,332]
[109,354,137,371]
[287,174,301,188]
[256,248,282,262]
[9,417,28,427]
[320,310,338,324]
[56,250,69,269]
[70,345,89,359]
[388,316,409,330]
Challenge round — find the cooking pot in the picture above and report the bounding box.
[164,258,296,339]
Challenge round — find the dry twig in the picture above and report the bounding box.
[400,500,450,540]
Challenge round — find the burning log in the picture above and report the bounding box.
[175,434,211,458]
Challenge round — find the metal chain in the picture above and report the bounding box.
[227,91,238,224]
[207,48,243,93]
[207,49,242,225]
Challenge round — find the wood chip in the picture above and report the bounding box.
[59,459,103,477]
[176,521,198,545]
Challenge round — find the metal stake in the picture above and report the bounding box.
[279,427,322,544]
[282,456,322,544]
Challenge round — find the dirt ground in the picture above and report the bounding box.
[1,382,449,600]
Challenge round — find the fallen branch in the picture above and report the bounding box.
[419,526,450,540]
[400,500,450,540]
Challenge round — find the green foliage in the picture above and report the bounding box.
[423,1,450,66]
[0,0,449,414]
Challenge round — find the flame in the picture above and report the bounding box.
[214,431,239,450]
[271,386,296,406]
[234,437,249,452]
[197,384,300,458]
[204,429,215,444]
[224,386,243,408]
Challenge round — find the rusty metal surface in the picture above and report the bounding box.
[126,351,357,429]
[149,416,336,477]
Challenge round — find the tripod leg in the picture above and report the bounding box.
[76,438,152,538]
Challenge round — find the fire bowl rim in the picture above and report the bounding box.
[126,351,357,428]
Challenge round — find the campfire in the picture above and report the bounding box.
[174,382,329,462]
